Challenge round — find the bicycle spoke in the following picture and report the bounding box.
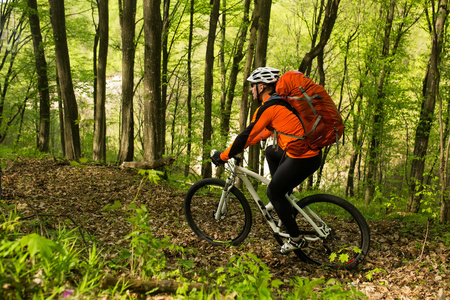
[292,194,370,270]
[184,178,252,245]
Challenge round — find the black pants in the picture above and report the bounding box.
[265,145,322,238]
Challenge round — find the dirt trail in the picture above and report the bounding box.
[1,158,449,299]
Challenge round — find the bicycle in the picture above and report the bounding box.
[184,156,370,270]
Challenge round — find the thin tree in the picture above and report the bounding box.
[28,0,50,153]
[0,1,30,143]
[184,0,194,177]
[201,0,220,178]
[298,0,340,77]
[409,0,449,212]
[93,0,109,162]
[438,93,450,222]
[364,0,395,203]
[215,0,251,178]
[248,0,272,176]
[365,0,420,203]
[48,0,81,160]
[143,0,164,161]
[220,0,251,142]
[118,0,137,163]
[239,0,259,134]
[295,0,340,188]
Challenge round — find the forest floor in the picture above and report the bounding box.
[1,158,449,299]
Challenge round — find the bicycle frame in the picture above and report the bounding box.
[215,159,331,241]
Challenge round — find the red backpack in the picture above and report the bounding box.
[275,70,344,151]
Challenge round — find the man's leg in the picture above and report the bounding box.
[265,145,284,177]
[267,153,322,240]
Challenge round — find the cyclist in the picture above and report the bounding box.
[211,66,322,254]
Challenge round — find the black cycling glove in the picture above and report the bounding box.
[211,151,226,166]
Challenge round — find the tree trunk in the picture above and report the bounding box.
[346,93,366,197]
[408,0,448,212]
[221,0,250,139]
[216,0,250,178]
[118,0,137,163]
[48,0,81,161]
[295,0,340,186]
[169,86,180,154]
[201,0,220,178]
[143,0,164,162]
[161,0,170,151]
[239,0,259,134]
[184,0,194,177]
[364,0,395,204]
[93,0,109,162]
[0,5,28,143]
[28,0,50,153]
[121,156,176,170]
[56,76,65,156]
[298,0,340,73]
[438,93,450,223]
[248,0,272,175]
[219,0,227,140]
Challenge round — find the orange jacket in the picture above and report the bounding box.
[220,95,320,161]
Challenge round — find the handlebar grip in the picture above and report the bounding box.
[211,151,223,167]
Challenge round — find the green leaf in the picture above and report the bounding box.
[353,246,362,253]
[329,252,337,262]
[113,200,121,209]
[270,279,283,288]
[20,233,64,261]
[338,253,349,263]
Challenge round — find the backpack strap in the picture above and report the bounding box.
[285,86,322,116]
[285,87,323,136]
[265,96,307,142]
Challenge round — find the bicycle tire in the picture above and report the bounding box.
[274,194,370,270]
[184,178,252,246]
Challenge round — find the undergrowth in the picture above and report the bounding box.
[0,199,367,299]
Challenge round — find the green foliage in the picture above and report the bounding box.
[133,169,165,202]
[178,253,366,299]
[365,268,387,281]
[281,277,366,300]
[0,179,369,299]
[329,246,361,267]
[415,180,442,220]
[0,205,108,299]
[137,169,164,185]
[125,203,172,278]
[0,0,445,225]
[0,145,50,165]
[0,200,196,298]
[219,253,282,298]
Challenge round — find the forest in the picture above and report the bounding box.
[0,0,449,298]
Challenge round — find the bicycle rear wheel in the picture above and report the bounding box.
[184,178,252,246]
[291,194,370,270]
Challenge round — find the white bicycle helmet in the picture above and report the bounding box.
[247,67,280,84]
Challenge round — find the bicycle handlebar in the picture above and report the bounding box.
[211,151,242,167]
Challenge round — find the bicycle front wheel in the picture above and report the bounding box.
[294,194,370,270]
[184,178,252,246]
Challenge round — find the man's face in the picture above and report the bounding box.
[251,83,264,102]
